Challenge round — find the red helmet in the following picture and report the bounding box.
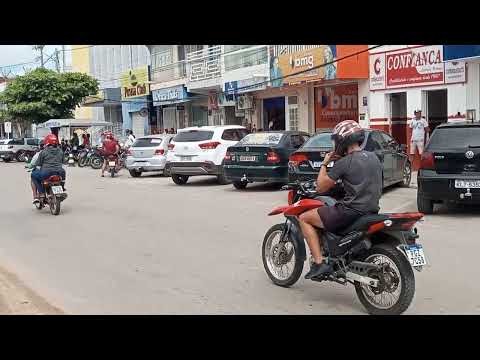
[44,134,59,146]
[105,133,114,140]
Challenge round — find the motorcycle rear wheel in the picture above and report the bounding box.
[49,195,61,216]
[354,244,415,315]
[262,223,304,288]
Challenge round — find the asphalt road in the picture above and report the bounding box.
[1,162,479,314]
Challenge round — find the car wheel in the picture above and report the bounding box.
[400,161,412,187]
[417,193,434,214]
[16,151,26,162]
[171,174,189,185]
[129,169,142,178]
[233,181,248,190]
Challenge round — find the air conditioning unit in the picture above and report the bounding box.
[236,95,253,110]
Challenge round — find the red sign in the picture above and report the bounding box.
[369,45,466,90]
[315,83,358,129]
[208,92,219,111]
[386,46,444,87]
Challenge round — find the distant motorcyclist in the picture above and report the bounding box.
[31,134,66,204]
[100,132,120,177]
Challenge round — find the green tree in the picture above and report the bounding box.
[0,68,99,127]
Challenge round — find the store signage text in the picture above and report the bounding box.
[289,54,314,69]
[369,45,466,90]
[152,86,186,103]
[121,66,150,99]
[315,84,358,128]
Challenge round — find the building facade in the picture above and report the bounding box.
[368,45,478,148]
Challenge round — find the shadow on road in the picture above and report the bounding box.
[432,203,480,217]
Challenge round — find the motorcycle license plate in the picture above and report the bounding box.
[455,180,480,188]
[404,244,427,267]
[68,159,75,164]
[109,161,116,166]
[51,186,64,195]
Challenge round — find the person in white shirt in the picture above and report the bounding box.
[124,129,136,148]
[409,110,430,156]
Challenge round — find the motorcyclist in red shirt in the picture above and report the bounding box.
[100,132,120,177]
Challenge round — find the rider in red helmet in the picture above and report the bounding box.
[100,132,120,177]
[31,133,66,204]
[298,120,383,279]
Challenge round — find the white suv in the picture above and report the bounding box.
[166,125,248,185]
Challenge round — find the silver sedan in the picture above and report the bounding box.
[125,134,174,177]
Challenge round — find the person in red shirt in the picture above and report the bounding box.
[100,132,120,177]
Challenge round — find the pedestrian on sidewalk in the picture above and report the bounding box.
[408,110,430,159]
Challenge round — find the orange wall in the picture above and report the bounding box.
[337,45,369,79]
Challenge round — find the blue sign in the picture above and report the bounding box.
[152,85,188,105]
[443,45,480,61]
[224,81,237,101]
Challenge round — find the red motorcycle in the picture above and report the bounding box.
[262,180,427,315]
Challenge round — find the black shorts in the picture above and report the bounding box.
[317,203,363,233]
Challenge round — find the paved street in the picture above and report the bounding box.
[0,162,479,314]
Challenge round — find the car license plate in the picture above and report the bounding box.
[239,156,256,162]
[455,179,480,188]
[313,161,334,168]
[109,161,116,166]
[180,156,192,161]
[51,186,64,195]
[404,244,427,267]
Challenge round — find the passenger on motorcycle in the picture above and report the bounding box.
[299,120,383,279]
[100,132,120,177]
[31,134,66,205]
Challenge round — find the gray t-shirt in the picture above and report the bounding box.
[327,150,382,213]
[37,146,64,172]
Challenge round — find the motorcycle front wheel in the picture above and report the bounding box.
[354,244,415,315]
[262,223,304,288]
[90,156,103,170]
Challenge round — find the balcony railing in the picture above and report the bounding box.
[271,45,322,56]
[186,45,222,82]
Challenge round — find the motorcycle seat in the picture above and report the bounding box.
[336,214,389,236]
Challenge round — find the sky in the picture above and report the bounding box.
[0,45,71,76]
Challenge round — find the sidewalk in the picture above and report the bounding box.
[0,264,63,315]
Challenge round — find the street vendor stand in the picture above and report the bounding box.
[35,119,113,146]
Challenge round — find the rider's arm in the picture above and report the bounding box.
[316,165,336,193]
[317,156,346,193]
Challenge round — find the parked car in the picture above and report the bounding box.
[125,134,175,177]
[0,138,41,162]
[223,131,310,189]
[417,122,480,214]
[288,129,411,189]
[165,125,249,185]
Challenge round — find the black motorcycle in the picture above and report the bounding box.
[262,180,427,315]
[33,174,68,216]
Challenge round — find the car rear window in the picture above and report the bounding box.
[132,138,164,147]
[221,129,249,141]
[428,127,480,149]
[303,133,333,148]
[237,133,284,145]
[173,130,214,142]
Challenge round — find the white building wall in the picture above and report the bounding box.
[357,79,369,127]
[466,62,480,118]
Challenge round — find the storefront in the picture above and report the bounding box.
[152,85,191,132]
[262,45,369,133]
[120,66,152,137]
[368,45,471,149]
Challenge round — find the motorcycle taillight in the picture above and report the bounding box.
[288,190,295,205]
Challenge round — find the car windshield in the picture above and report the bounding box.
[173,130,214,142]
[428,127,480,149]
[132,138,163,147]
[303,133,333,148]
[237,133,284,145]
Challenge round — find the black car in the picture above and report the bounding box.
[288,129,411,189]
[224,131,310,189]
[417,122,480,214]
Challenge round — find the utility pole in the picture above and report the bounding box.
[33,45,45,68]
[54,49,60,73]
[61,45,66,72]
